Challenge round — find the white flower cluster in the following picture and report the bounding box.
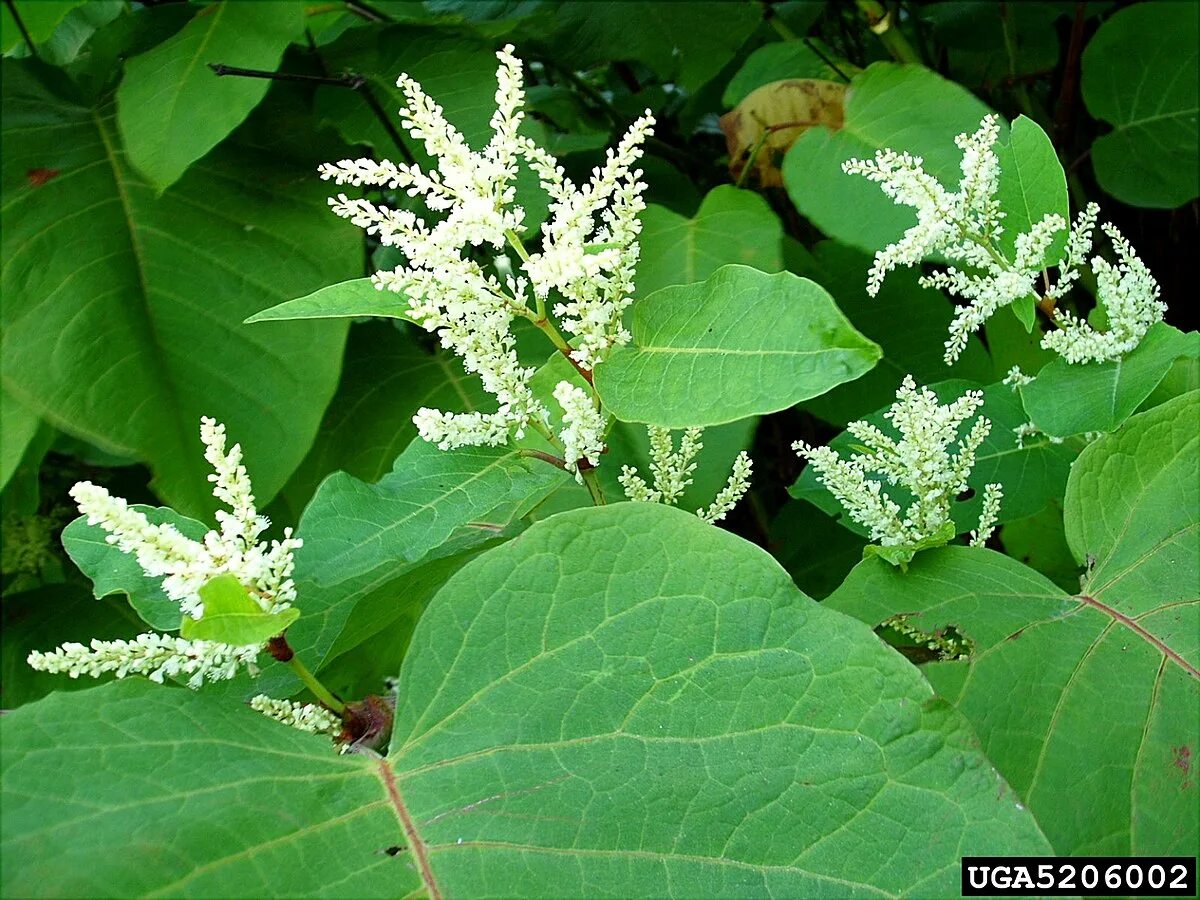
[968,482,1003,548]
[320,45,653,455]
[27,634,259,690]
[250,695,342,736]
[619,427,753,524]
[1041,218,1165,364]
[845,117,1165,366]
[554,382,606,482]
[793,376,1001,554]
[27,418,301,689]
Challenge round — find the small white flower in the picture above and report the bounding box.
[794,376,1001,555]
[1002,366,1034,390]
[250,695,341,736]
[554,381,606,482]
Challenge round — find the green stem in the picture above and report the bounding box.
[580,468,607,506]
[855,0,921,64]
[288,655,345,715]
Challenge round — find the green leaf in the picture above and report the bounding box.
[281,438,566,674]
[37,0,124,68]
[595,265,881,428]
[247,278,414,324]
[793,379,1080,534]
[0,389,38,491]
[1020,324,1199,437]
[0,0,85,52]
[543,1,760,92]
[1082,1,1199,208]
[2,501,1054,896]
[116,1,306,191]
[723,40,853,107]
[1,585,144,709]
[827,392,1200,856]
[769,500,867,599]
[61,506,209,632]
[783,62,995,252]
[179,574,298,645]
[636,186,783,298]
[994,115,1068,267]
[277,322,488,517]
[1,62,357,516]
[0,681,421,897]
[793,241,992,424]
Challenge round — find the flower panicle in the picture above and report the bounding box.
[844,116,1165,366]
[29,419,302,690]
[794,376,1001,559]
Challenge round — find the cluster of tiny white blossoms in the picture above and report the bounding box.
[320,45,653,466]
[619,427,753,524]
[844,116,1165,365]
[554,381,607,481]
[250,695,341,736]
[27,418,301,689]
[793,376,1001,553]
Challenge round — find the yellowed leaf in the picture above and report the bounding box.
[719,79,846,187]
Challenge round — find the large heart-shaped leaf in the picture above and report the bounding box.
[595,265,881,428]
[1,62,357,516]
[637,186,783,298]
[826,391,1200,855]
[1,503,1051,897]
[116,1,306,191]
[1081,1,1199,208]
[783,62,995,252]
[994,115,1068,269]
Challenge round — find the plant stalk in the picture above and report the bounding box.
[855,0,921,65]
[288,654,346,715]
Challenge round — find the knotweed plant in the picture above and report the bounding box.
[318,45,753,515]
[794,376,1002,567]
[845,116,1166,365]
[26,419,357,745]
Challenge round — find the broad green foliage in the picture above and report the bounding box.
[2,3,1196,895]
[279,323,489,515]
[0,0,85,53]
[636,186,783,297]
[1,506,1055,897]
[1082,1,1200,207]
[0,681,418,897]
[783,63,994,251]
[62,505,208,631]
[827,393,1200,856]
[596,265,880,427]
[793,379,1079,532]
[723,41,851,107]
[285,439,565,673]
[1020,324,1199,437]
[116,1,306,191]
[545,1,760,92]
[0,61,357,516]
